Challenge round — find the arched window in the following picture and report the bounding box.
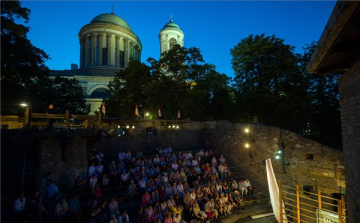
[169,38,177,50]
[90,88,110,98]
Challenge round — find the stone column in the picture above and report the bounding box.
[115,36,120,67]
[131,43,134,60]
[119,37,124,68]
[79,38,84,68]
[91,34,97,66]
[107,35,111,66]
[99,33,106,65]
[84,34,91,67]
[165,37,168,52]
[128,41,132,62]
[110,34,116,66]
[124,38,128,68]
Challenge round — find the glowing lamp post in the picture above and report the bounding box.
[275,141,286,173]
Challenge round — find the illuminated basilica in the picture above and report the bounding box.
[50,11,184,114]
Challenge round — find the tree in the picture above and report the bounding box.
[1,0,49,115]
[300,42,342,148]
[24,76,90,114]
[155,44,207,82]
[146,45,213,120]
[107,60,152,118]
[107,45,234,121]
[182,66,234,121]
[231,34,310,131]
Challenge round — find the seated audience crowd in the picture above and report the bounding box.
[13,147,254,223]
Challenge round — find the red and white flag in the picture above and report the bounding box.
[178,108,181,119]
[135,104,139,117]
[158,106,162,117]
[101,100,106,115]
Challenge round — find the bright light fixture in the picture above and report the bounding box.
[245,143,250,148]
[118,125,121,128]
[176,126,179,129]
[20,103,28,107]
[126,125,130,129]
[277,150,282,154]
[168,126,171,128]
[132,125,135,129]
[275,155,280,159]
[145,112,149,116]
[245,128,249,133]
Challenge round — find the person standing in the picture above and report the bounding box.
[46,104,54,130]
[55,197,70,223]
[30,191,50,222]
[13,192,28,222]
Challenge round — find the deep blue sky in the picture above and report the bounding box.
[22,1,336,77]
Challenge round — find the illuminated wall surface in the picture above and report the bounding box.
[339,60,360,223]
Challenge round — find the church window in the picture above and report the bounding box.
[169,38,177,50]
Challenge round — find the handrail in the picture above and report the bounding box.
[1,116,24,122]
[300,213,316,221]
[302,190,341,201]
[279,180,346,223]
[31,113,66,119]
[72,115,98,120]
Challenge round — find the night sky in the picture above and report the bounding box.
[22,1,336,77]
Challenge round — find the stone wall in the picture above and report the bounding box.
[203,121,345,195]
[91,121,206,159]
[36,120,345,197]
[38,138,88,189]
[0,116,24,129]
[339,59,360,222]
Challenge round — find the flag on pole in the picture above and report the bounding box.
[135,104,139,117]
[158,106,162,117]
[101,100,106,116]
[178,108,181,119]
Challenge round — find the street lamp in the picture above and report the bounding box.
[275,141,286,173]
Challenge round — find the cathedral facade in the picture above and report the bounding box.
[50,11,184,114]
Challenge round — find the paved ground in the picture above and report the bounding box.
[221,201,274,223]
[235,216,277,223]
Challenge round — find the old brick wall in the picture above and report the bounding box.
[0,116,24,129]
[38,138,88,190]
[36,119,346,198]
[339,59,360,222]
[203,121,345,195]
[91,121,206,158]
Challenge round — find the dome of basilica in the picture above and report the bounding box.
[161,19,182,33]
[90,12,132,32]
